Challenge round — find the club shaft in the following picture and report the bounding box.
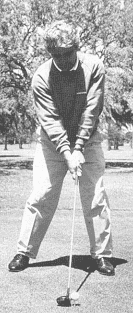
[67,175,78,292]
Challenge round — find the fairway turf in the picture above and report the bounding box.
[0,145,133,313]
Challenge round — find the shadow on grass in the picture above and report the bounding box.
[0,169,11,175]
[0,155,20,157]
[0,160,32,170]
[28,255,127,293]
[29,255,127,273]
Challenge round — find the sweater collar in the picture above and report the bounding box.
[52,56,79,72]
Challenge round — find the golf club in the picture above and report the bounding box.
[56,173,79,307]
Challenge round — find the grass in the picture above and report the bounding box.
[0,145,133,313]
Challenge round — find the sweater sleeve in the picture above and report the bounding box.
[32,72,70,153]
[75,58,105,147]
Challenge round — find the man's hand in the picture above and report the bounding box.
[63,150,85,180]
[63,151,76,179]
[71,150,85,177]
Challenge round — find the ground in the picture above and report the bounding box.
[0,143,133,313]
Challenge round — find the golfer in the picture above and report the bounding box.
[9,20,114,276]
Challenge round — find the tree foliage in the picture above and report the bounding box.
[0,0,133,149]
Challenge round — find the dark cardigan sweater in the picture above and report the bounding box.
[32,52,105,153]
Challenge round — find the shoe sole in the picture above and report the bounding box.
[8,266,28,272]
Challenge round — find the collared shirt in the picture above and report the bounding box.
[53,56,79,72]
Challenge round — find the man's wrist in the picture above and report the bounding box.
[62,150,71,161]
[74,144,84,153]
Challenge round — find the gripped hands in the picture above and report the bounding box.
[63,150,85,180]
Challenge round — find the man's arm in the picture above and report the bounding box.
[32,72,70,154]
[75,57,105,149]
[32,71,82,178]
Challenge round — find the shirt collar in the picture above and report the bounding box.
[53,57,79,72]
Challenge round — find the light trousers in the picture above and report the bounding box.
[17,129,113,259]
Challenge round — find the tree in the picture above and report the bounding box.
[0,0,133,150]
[101,0,133,148]
[0,0,38,148]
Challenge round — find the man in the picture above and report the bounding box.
[8,20,114,276]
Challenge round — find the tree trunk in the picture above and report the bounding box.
[114,138,119,150]
[130,132,133,149]
[107,139,111,150]
[19,138,23,149]
[4,135,8,150]
[107,117,112,150]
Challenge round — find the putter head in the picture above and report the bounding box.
[56,295,71,307]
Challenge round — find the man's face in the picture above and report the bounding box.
[50,46,77,71]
